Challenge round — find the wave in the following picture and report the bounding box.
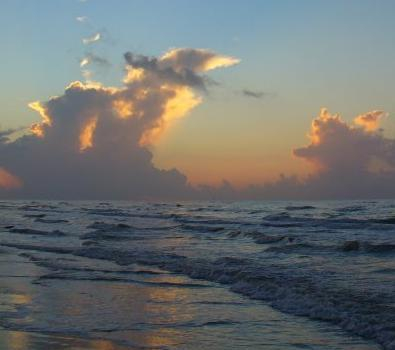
[261,213,395,230]
[372,217,395,224]
[227,230,287,244]
[81,208,132,217]
[24,213,46,218]
[180,224,225,233]
[341,240,395,254]
[72,246,395,349]
[0,242,73,254]
[285,205,316,211]
[9,228,66,237]
[36,271,211,289]
[35,218,69,224]
[264,243,331,253]
[87,221,134,230]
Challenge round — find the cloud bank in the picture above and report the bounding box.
[0,48,239,199]
[239,108,395,199]
[1,47,394,200]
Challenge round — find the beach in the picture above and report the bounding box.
[0,200,392,349]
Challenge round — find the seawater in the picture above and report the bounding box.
[0,200,394,349]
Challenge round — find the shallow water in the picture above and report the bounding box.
[0,200,394,349]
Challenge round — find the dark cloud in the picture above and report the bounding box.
[85,53,111,67]
[124,53,206,91]
[124,49,239,91]
[242,89,266,99]
[0,128,22,143]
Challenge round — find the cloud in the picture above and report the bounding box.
[0,168,21,190]
[244,108,395,199]
[124,48,239,91]
[293,108,394,174]
[0,48,239,199]
[82,32,101,45]
[0,128,23,143]
[242,89,265,99]
[80,57,89,67]
[354,110,387,131]
[159,48,240,72]
[86,53,110,67]
[76,16,88,23]
[80,53,110,69]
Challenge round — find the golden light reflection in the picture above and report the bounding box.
[5,331,29,350]
[10,293,31,305]
[79,116,98,151]
[88,339,124,350]
[136,280,192,348]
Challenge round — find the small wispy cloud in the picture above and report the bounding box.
[86,53,110,67]
[76,16,88,23]
[242,89,266,99]
[80,57,89,67]
[80,53,111,69]
[82,32,101,45]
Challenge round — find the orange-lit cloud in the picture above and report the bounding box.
[0,168,21,189]
[79,116,98,151]
[159,48,240,72]
[140,86,201,146]
[354,110,387,131]
[28,101,52,137]
[0,48,238,199]
[294,108,392,173]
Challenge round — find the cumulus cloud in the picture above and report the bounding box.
[0,48,239,199]
[242,108,395,199]
[293,108,394,174]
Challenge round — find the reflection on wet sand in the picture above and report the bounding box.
[0,330,129,350]
[3,330,29,350]
[0,250,382,350]
[0,252,198,349]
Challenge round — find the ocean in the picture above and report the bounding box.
[0,200,394,349]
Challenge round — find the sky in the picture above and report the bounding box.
[1,0,395,199]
